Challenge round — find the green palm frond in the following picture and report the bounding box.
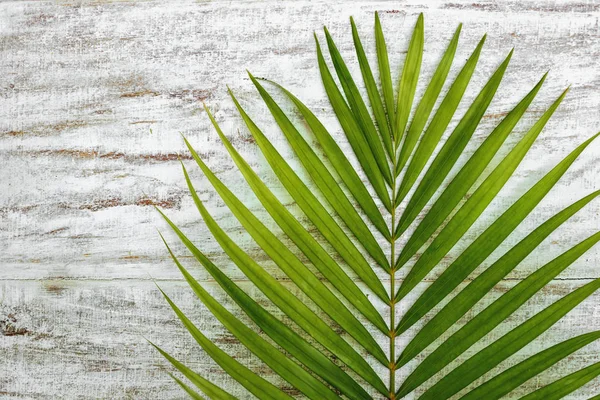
[152,12,600,399]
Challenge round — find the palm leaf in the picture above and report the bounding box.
[151,12,600,400]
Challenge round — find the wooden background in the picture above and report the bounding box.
[1,0,600,398]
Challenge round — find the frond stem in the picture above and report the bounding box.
[389,151,398,398]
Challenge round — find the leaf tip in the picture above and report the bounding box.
[558,85,571,101]
[323,25,332,40]
[539,70,550,84]
[455,22,463,35]
[415,12,424,33]
[246,69,256,82]
[225,84,234,98]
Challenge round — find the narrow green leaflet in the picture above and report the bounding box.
[324,27,393,184]
[394,35,485,208]
[158,208,386,392]
[462,331,600,400]
[395,89,569,299]
[315,35,392,210]
[247,76,390,278]
[375,11,395,130]
[202,102,388,334]
[520,362,600,400]
[394,13,424,147]
[395,73,546,239]
[350,17,393,157]
[397,190,600,361]
[158,218,381,397]
[395,23,461,176]
[150,343,238,400]
[161,238,339,400]
[406,259,600,399]
[170,374,206,400]
[264,80,389,238]
[158,289,292,400]
[180,152,387,362]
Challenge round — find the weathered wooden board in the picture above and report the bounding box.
[1,0,600,398]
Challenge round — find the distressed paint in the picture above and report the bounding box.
[1,0,600,398]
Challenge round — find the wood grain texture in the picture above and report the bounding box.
[1,0,600,398]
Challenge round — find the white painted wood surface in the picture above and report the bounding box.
[1,0,600,398]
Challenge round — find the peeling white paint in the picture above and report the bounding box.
[1,0,600,398]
